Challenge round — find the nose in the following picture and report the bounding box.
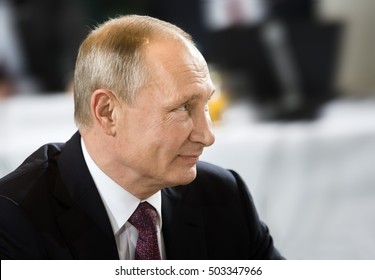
[189,110,215,147]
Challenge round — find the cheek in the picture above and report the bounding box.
[124,110,194,154]
[165,119,193,143]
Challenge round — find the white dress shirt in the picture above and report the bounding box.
[81,138,165,259]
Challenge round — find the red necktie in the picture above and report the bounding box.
[128,202,161,260]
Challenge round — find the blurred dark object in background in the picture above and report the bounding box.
[205,0,342,120]
[205,22,342,120]
[78,0,154,28]
[0,62,14,99]
[1,0,87,94]
[149,0,205,50]
[268,0,315,21]
[14,0,87,93]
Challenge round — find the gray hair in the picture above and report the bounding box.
[73,15,192,129]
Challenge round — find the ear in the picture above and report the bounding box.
[90,89,120,136]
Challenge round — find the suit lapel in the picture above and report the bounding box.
[51,132,208,259]
[162,187,207,259]
[53,132,118,259]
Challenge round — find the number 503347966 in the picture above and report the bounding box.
[207,267,262,276]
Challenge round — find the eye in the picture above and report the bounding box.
[175,103,191,112]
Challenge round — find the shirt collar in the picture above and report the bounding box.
[80,138,162,234]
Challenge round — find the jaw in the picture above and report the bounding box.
[149,160,198,188]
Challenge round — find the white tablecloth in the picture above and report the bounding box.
[0,94,77,175]
[1,94,375,259]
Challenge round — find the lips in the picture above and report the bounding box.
[178,154,201,163]
[180,155,200,159]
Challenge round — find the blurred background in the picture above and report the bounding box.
[1,0,375,259]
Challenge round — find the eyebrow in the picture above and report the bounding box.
[184,89,216,103]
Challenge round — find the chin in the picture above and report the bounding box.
[170,166,197,186]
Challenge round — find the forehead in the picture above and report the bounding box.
[143,39,213,93]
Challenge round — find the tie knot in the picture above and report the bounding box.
[129,202,158,234]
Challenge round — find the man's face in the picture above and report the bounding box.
[113,39,215,189]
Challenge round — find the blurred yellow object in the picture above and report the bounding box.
[208,65,228,123]
[209,91,228,123]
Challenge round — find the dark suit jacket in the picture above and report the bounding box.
[0,132,283,259]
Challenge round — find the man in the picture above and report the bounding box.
[0,15,283,259]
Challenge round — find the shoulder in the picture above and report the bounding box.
[0,143,67,259]
[0,143,65,204]
[194,161,248,195]
[165,161,251,206]
[164,161,284,259]
[196,161,238,184]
